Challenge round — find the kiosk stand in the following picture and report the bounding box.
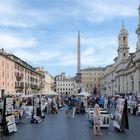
[2,97,17,135]
[88,108,110,128]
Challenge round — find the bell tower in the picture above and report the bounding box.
[118,22,129,62]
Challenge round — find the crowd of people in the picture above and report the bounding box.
[63,94,140,136]
[0,93,140,136]
[64,95,86,118]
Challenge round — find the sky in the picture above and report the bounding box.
[0,0,139,76]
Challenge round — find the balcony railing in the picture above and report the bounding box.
[25,83,29,89]
[31,84,37,89]
[16,73,24,81]
[15,82,24,89]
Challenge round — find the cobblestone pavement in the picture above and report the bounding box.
[1,108,140,140]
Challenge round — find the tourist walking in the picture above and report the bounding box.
[71,95,77,118]
[65,98,72,118]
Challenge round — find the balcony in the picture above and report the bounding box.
[16,73,24,81]
[15,82,24,89]
[36,83,45,91]
[31,84,37,89]
[25,83,29,89]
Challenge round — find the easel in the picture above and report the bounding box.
[113,99,129,132]
[1,97,17,135]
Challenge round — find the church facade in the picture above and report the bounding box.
[101,5,140,97]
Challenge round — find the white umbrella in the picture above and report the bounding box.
[20,94,33,98]
[77,92,91,97]
[5,92,23,97]
[47,91,59,96]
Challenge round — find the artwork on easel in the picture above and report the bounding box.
[113,98,129,131]
[113,98,125,129]
[2,97,17,134]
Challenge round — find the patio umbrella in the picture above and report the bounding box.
[77,92,91,97]
[47,91,59,96]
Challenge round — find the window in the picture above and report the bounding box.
[7,63,9,69]
[2,61,4,67]
[2,71,4,77]
[7,72,9,78]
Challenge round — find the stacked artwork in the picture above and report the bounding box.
[113,98,129,131]
[2,97,17,134]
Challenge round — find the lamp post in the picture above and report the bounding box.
[103,87,106,95]
[111,79,115,96]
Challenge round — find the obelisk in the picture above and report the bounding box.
[76,31,82,83]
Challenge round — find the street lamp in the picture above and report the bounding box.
[103,87,106,95]
[111,79,115,96]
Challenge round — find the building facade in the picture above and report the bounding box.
[81,67,105,94]
[0,49,45,97]
[0,49,15,97]
[54,73,76,96]
[44,70,54,94]
[101,5,140,97]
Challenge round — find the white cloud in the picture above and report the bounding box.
[0,33,37,49]
[6,30,137,72]
[0,0,28,27]
[81,35,118,66]
[14,49,60,63]
[75,0,138,22]
[0,2,15,15]
[0,0,138,27]
[59,54,76,66]
[11,35,119,67]
[0,1,54,27]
